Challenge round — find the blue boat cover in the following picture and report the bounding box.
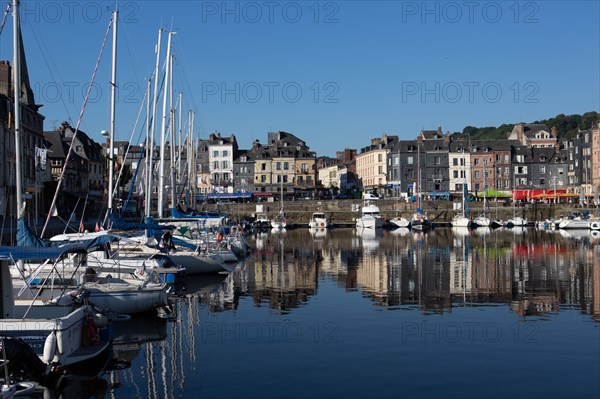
[0,243,86,261]
[108,212,174,231]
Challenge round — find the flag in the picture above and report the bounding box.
[79,220,85,233]
[95,223,100,232]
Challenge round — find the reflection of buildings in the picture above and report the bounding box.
[249,237,318,311]
[449,235,473,298]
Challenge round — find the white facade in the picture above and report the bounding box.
[209,139,234,194]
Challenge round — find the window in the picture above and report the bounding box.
[474,159,480,166]
[539,165,545,174]
[475,171,480,179]
[453,158,458,166]
[407,156,414,165]
[453,170,458,178]
[223,150,229,157]
[213,150,219,157]
[301,163,308,172]
[297,176,303,184]
[434,156,440,165]
[284,162,289,170]
[276,162,281,170]
[378,154,382,162]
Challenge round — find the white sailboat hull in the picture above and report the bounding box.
[53,283,169,315]
[451,216,471,228]
[473,215,491,227]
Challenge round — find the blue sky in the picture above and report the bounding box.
[5,0,599,157]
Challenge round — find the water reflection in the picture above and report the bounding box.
[236,228,599,321]
[87,227,599,398]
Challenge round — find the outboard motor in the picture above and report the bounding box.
[1,337,59,388]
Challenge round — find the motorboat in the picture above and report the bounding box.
[308,212,329,229]
[0,245,111,388]
[355,201,383,229]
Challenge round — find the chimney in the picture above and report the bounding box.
[0,60,11,97]
[551,126,558,137]
[437,126,442,135]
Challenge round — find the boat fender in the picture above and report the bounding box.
[320,222,324,227]
[92,313,108,329]
[87,318,100,346]
[56,330,64,355]
[43,332,57,363]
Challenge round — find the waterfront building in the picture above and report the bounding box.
[0,41,46,223]
[208,132,238,194]
[356,134,398,196]
[418,128,450,196]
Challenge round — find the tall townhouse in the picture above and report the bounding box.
[268,131,316,199]
[252,141,274,197]
[196,138,211,197]
[389,140,418,198]
[208,132,238,194]
[356,135,398,196]
[567,136,583,190]
[491,141,513,193]
[576,128,595,195]
[511,145,530,192]
[470,141,496,196]
[418,129,450,195]
[448,141,471,196]
[233,148,255,195]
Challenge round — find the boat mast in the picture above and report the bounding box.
[189,111,195,209]
[12,0,23,219]
[147,28,162,219]
[107,8,118,213]
[158,31,173,218]
[144,77,151,218]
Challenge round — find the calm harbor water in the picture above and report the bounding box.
[44,227,600,398]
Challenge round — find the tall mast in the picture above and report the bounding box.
[147,28,162,219]
[12,0,23,219]
[178,92,183,183]
[144,78,151,218]
[158,31,173,218]
[169,52,176,210]
[189,111,195,209]
[107,9,118,212]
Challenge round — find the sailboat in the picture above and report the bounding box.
[271,162,287,229]
[0,1,110,386]
[452,150,471,228]
[410,144,431,231]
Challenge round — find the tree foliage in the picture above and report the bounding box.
[451,111,599,140]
